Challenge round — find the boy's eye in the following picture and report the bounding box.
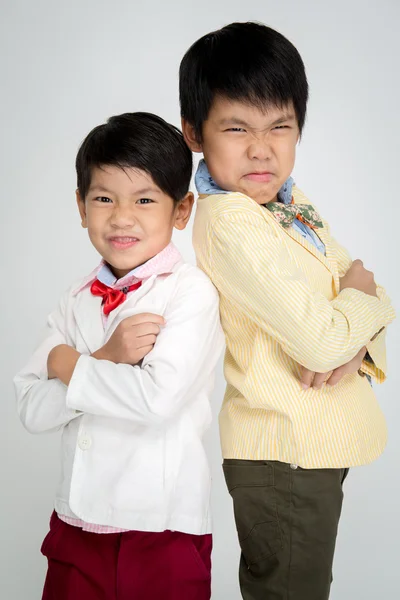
[95,196,112,203]
[137,198,154,204]
[273,125,289,130]
[226,127,246,133]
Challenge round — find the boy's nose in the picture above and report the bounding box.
[247,140,272,161]
[110,206,136,228]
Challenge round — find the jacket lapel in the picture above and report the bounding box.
[260,205,340,295]
[313,225,340,293]
[72,288,105,354]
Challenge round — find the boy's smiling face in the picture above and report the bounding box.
[77,166,193,279]
[183,96,300,205]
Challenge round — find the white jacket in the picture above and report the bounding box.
[14,260,224,534]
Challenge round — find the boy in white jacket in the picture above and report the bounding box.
[14,112,223,600]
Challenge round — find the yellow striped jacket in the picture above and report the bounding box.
[193,186,396,468]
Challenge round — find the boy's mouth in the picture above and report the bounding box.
[244,172,274,183]
[108,236,140,250]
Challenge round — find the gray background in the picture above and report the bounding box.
[1,0,399,598]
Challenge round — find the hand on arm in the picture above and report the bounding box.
[299,258,393,388]
[48,313,166,385]
[300,346,367,390]
[299,259,377,388]
[339,259,377,297]
[64,279,223,426]
[210,208,394,374]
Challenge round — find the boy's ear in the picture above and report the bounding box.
[174,192,195,231]
[181,119,203,153]
[76,190,88,228]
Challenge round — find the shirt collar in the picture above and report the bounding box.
[73,242,182,296]
[194,158,294,205]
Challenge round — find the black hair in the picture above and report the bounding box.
[179,22,309,139]
[76,112,192,202]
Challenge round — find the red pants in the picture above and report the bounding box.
[41,512,212,600]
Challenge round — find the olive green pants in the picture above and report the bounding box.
[223,460,349,600]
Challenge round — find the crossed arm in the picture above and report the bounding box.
[47,312,166,386]
[208,209,395,388]
[14,280,223,433]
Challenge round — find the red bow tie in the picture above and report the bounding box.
[90,279,142,316]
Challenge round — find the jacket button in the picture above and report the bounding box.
[78,436,92,450]
[290,463,298,470]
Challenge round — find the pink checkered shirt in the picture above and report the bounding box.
[58,242,182,534]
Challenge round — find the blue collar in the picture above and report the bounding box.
[194,159,294,205]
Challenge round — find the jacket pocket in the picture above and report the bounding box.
[223,461,283,566]
[188,534,212,580]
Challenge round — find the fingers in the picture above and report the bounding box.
[324,347,367,388]
[130,345,155,365]
[300,368,331,390]
[326,367,345,387]
[300,368,315,390]
[312,371,331,390]
[136,334,157,349]
[123,313,166,327]
[140,345,155,356]
[301,348,367,391]
[135,323,162,338]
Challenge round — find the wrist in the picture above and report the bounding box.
[47,344,81,386]
[91,345,111,362]
[47,344,68,379]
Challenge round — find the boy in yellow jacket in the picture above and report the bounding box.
[179,22,395,600]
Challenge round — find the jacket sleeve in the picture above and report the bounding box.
[14,289,81,433]
[65,274,224,426]
[328,230,393,382]
[207,206,395,373]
